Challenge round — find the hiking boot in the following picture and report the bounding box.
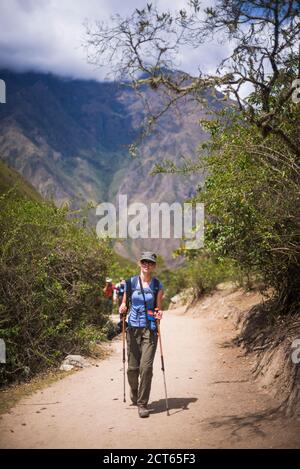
[130,389,138,406]
[138,405,150,418]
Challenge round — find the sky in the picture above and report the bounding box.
[0,0,232,82]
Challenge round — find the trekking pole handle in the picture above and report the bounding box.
[154,307,163,321]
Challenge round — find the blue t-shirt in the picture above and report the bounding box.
[126,277,163,331]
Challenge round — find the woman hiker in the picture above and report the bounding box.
[119,251,163,418]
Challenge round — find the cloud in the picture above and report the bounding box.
[0,0,228,81]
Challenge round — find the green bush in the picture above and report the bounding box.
[184,254,242,297]
[196,111,300,313]
[159,253,242,305]
[0,190,113,385]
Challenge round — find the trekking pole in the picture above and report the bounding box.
[122,314,126,403]
[156,314,170,416]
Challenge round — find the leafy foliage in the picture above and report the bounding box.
[195,110,300,313]
[0,190,113,384]
[159,253,242,305]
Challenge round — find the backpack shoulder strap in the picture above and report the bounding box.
[152,277,160,309]
[125,275,139,309]
[125,278,131,309]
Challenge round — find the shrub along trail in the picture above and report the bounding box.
[1,301,300,449]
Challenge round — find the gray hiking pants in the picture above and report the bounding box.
[126,327,158,406]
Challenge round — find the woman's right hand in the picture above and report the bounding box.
[119,302,127,315]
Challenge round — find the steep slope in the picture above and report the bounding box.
[0,158,43,202]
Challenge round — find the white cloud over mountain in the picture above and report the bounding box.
[0,0,231,81]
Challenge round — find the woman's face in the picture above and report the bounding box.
[139,260,156,274]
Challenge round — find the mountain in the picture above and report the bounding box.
[0,69,223,266]
[0,70,138,206]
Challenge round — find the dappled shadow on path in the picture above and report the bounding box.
[202,405,282,441]
[211,379,249,384]
[149,397,197,416]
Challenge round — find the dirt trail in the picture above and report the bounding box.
[1,300,300,449]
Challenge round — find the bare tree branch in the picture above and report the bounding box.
[85,0,300,156]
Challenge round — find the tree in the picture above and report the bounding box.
[86,0,300,157]
[196,109,300,313]
[85,1,300,313]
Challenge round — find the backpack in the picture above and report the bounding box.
[118,282,125,296]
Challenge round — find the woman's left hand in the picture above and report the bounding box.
[154,310,163,320]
